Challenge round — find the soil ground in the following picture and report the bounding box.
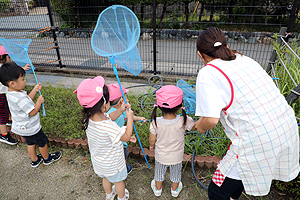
[0,142,291,200]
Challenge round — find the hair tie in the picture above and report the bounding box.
[181,107,185,110]
[153,104,158,108]
[214,42,222,47]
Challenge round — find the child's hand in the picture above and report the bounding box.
[130,135,137,143]
[22,63,31,71]
[126,107,134,120]
[34,83,42,92]
[138,117,147,123]
[37,95,44,104]
[125,102,131,110]
[149,145,155,151]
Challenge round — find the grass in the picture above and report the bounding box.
[24,82,228,157]
[267,34,300,199]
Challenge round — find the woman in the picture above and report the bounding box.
[194,27,299,199]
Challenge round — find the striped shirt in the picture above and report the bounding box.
[86,113,126,176]
[6,90,41,136]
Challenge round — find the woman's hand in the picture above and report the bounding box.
[195,117,219,133]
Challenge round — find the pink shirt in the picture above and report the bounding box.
[150,115,194,165]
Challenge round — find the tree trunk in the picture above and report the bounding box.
[209,1,215,26]
[198,1,204,23]
[228,0,234,23]
[159,4,167,29]
[185,1,189,29]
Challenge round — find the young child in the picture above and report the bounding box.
[0,63,62,167]
[74,77,134,200]
[149,85,195,197]
[0,46,30,145]
[107,83,146,174]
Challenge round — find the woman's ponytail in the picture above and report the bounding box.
[196,27,242,61]
[214,45,236,61]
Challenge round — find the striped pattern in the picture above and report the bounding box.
[86,113,126,176]
[154,160,182,183]
[6,91,41,136]
[0,94,9,124]
[205,55,299,196]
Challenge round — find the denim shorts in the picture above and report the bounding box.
[98,167,127,183]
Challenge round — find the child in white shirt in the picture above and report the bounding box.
[149,85,195,197]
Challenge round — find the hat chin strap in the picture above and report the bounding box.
[103,96,107,112]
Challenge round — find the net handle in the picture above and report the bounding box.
[109,56,151,169]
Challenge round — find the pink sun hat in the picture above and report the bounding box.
[0,46,7,55]
[73,76,105,108]
[107,83,129,101]
[156,85,183,108]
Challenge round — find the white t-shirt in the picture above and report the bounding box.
[149,115,194,165]
[6,90,41,136]
[195,61,240,180]
[195,65,231,118]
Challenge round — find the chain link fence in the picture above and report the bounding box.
[0,1,299,77]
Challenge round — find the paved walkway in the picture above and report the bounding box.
[26,71,158,97]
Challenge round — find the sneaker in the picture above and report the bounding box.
[151,179,162,196]
[112,185,129,200]
[126,164,132,174]
[43,151,62,165]
[6,122,12,127]
[106,186,116,200]
[171,182,182,197]
[31,154,43,168]
[0,133,18,145]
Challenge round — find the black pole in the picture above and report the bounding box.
[153,0,157,74]
[287,0,300,32]
[45,0,63,68]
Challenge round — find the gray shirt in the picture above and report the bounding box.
[6,90,41,136]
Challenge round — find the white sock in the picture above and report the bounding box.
[106,191,114,199]
[118,196,126,200]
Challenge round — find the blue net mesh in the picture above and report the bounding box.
[0,37,34,75]
[177,79,196,115]
[91,5,143,76]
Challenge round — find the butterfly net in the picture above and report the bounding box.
[0,38,34,75]
[91,5,143,76]
[177,79,196,114]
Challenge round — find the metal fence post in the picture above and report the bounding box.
[287,0,300,32]
[45,0,63,68]
[266,27,287,74]
[152,0,157,74]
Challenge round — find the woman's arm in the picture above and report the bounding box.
[194,116,219,133]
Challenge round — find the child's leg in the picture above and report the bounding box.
[114,180,125,198]
[38,143,49,159]
[27,144,38,161]
[170,162,182,190]
[0,124,6,135]
[102,177,113,194]
[154,160,168,189]
[170,162,183,197]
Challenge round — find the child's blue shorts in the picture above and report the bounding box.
[98,167,127,183]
